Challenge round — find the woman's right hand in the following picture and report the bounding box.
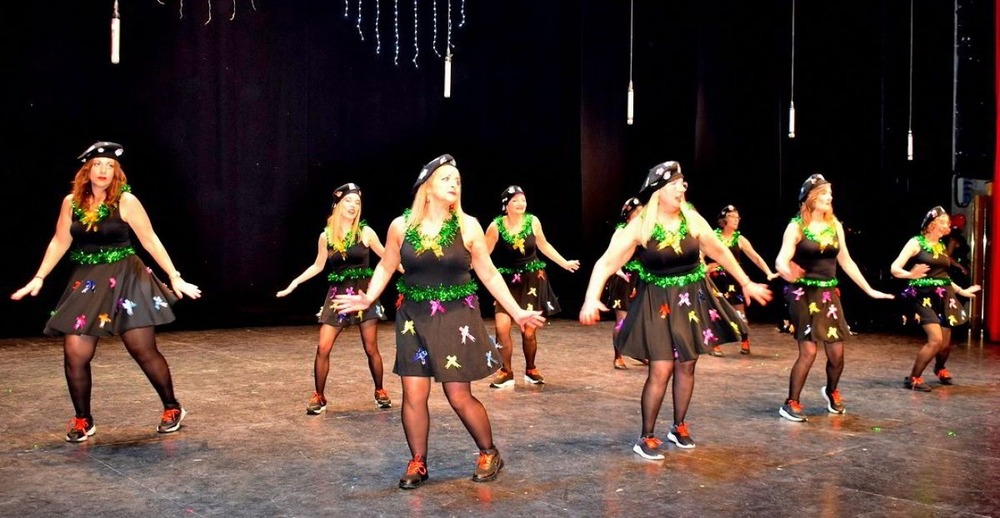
[908,264,930,280]
[332,291,373,314]
[579,298,609,325]
[276,283,296,298]
[10,277,43,300]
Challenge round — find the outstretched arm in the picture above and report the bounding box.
[738,235,779,280]
[120,193,201,299]
[11,196,74,300]
[689,211,771,306]
[277,233,327,297]
[579,219,641,325]
[533,217,580,272]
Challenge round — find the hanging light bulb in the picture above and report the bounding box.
[788,102,796,139]
[907,130,914,161]
[444,53,452,98]
[627,81,635,125]
[111,0,121,65]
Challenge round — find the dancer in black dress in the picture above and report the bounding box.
[580,161,772,460]
[11,141,201,442]
[703,205,778,356]
[775,174,893,422]
[601,197,643,370]
[485,185,579,387]
[277,183,391,413]
[333,155,544,489]
[890,206,980,391]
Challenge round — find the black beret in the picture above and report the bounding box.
[921,205,948,231]
[620,197,641,221]
[638,161,683,203]
[332,182,362,207]
[500,185,525,213]
[77,141,124,163]
[413,154,457,193]
[798,174,830,203]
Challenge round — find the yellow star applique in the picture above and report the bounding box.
[809,302,820,314]
[688,310,699,323]
[402,320,415,334]
[827,327,839,339]
[512,236,526,254]
[445,355,462,369]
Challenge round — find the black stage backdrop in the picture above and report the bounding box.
[1,1,986,338]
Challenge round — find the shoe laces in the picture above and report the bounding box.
[525,368,541,377]
[641,436,663,448]
[936,368,951,378]
[828,389,843,405]
[68,417,90,432]
[161,408,181,422]
[673,423,690,438]
[310,392,325,404]
[911,376,926,386]
[375,389,388,400]
[787,400,803,413]
[477,450,498,470]
[406,455,427,476]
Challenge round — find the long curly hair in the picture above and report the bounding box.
[71,159,128,208]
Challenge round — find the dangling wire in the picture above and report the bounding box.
[205,0,213,25]
[446,0,452,55]
[432,0,440,58]
[375,0,381,54]
[413,0,419,67]
[230,0,237,21]
[788,0,796,138]
[357,0,365,41]
[394,0,400,65]
[459,0,465,27]
[907,0,915,160]
[627,0,635,125]
[344,0,350,18]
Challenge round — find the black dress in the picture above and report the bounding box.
[490,214,561,316]
[705,229,745,306]
[393,213,503,382]
[316,226,386,327]
[784,217,850,343]
[899,236,967,327]
[615,217,747,362]
[601,222,640,312]
[44,197,177,336]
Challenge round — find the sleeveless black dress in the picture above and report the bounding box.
[784,217,850,343]
[706,229,745,306]
[490,214,561,316]
[601,222,640,312]
[316,226,386,327]
[615,217,747,362]
[44,196,177,336]
[899,236,967,327]
[393,214,503,382]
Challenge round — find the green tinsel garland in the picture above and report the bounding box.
[915,235,946,259]
[327,267,374,283]
[909,277,951,287]
[326,220,366,251]
[72,184,131,226]
[403,209,460,255]
[792,216,838,247]
[496,259,546,275]
[794,277,839,288]
[714,228,741,248]
[494,214,534,245]
[396,278,479,302]
[69,246,136,265]
[634,262,706,288]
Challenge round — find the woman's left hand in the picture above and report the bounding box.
[171,278,202,300]
[766,272,780,281]
[960,285,981,298]
[866,288,895,300]
[563,260,581,273]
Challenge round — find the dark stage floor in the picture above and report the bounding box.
[1,320,998,517]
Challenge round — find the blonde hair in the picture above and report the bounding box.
[407,165,466,231]
[71,159,128,208]
[326,194,362,244]
[798,184,835,226]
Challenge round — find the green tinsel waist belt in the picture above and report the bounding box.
[327,267,374,283]
[69,245,136,265]
[637,263,707,288]
[908,277,951,287]
[396,278,479,302]
[496,259,546,275]
[794,277,839,288]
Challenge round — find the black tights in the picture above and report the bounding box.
[495,312,539,372]
[640,359,697,436]
[911,325,952,378]
[787,340,844,401]
[64,327,177,418]
[400,377,494,460]
[314,320,384,394]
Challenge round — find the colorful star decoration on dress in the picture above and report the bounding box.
[512,236,526,254]
[702,329,716,345]
[464,295,477,308]
[678,293,691,306]
[98,313,111,328]
[395,294,405,309]
[74,314,87,330]
[827,327,839,339]
[802,324,811,336]
[922,297,932,308]
[445,355,462,369]
[708,309,720,321]
[429,300,445,316]
[153,296,169,310]
[948,315,958,326]
[688,310,699,323]
[935,287,947,298]
[809,302,820,314]
[402,320,415,334]
[822,291,832,303]
[730,321,740,334]
[486,351,498,368]
[512,273,522,284]
[412,347,428,365]
[528,287,537,297]
[792,288,805,301]
[826,305,838,319]
[949,298,958,309]
[459,325,476,344]
[612,299,621,309]
[108,277,117,289]
[659,303,670,318]
[120,298,137,316]
[419,238,444,258]
[537,270,546,280]
[526,303,534,312]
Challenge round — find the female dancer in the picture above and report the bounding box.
[601,197,643,369]
[11,141,201,442]
[775,174,893,422]
[333,155,544,489]
[580,161,771,460]
[486,185,579,387]
[277,183,391,413]
[704,205,779,356]
[890,206,979,391]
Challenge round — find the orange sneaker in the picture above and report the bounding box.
[374,389,392,409]
[399,455,429,489]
